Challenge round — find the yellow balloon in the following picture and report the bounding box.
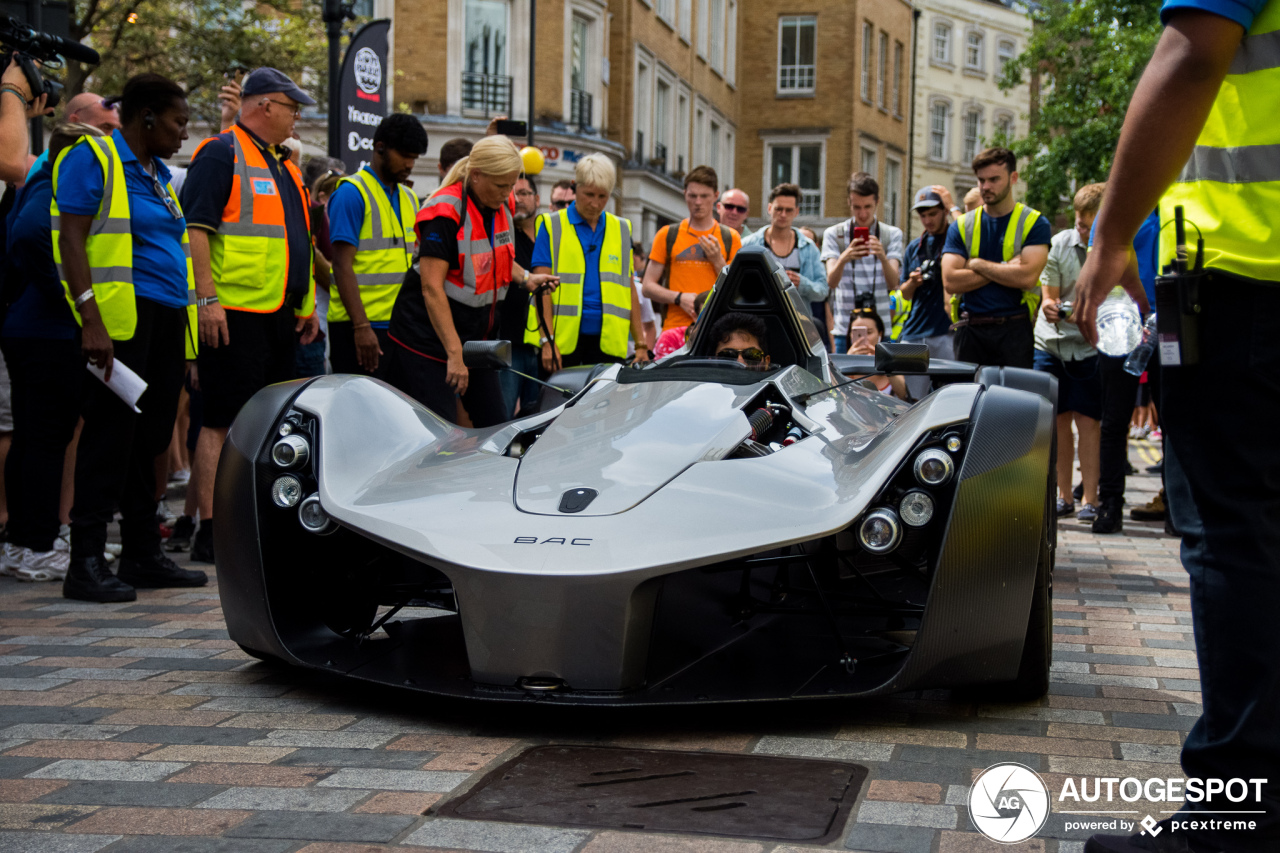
[520,146,545,175]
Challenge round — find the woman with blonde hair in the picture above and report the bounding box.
[385,136,556,425]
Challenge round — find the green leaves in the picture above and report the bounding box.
[998,0,1161,219]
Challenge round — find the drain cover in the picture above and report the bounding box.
[435,745,866,843]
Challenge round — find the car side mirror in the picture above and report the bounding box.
[462,340,512,370]
[874,342,930,374]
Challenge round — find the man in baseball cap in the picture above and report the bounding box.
[899,185,959,398]
[178,66,317,566]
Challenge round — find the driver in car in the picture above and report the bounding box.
[710,313,772,371]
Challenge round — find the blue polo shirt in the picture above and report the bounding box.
[1161,0,1267,27]
[54,129,190,309]
[3,158,76,339]
[530,202,606,336]
[328,166,403,329]
[942,209,1052,317]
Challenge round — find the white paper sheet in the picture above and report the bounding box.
[86,359,148,413]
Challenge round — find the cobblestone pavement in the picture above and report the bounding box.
[0,446,1193,853]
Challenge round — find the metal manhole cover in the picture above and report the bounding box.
[435,745,867,843]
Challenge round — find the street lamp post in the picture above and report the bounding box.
[324,0,356,159]
[527,0,536,148]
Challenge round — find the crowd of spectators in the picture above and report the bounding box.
[0,57,1165,603]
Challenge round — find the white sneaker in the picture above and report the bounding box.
[104,542,123,557]
[15,547,69,582]
[1,542,31,576]
[53,536,69,553]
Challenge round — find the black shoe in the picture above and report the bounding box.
[1092,497,1124,534]
[166,515,195,552]
[63,555,137,602]
[190,523,214,564]
[1146,461,1164,474]
[117,549,208,589]
[1073,482,1084,502]
[1086,819,1223,852]
[1125,460,1138,476]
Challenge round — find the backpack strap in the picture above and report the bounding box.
[658,220,682,290]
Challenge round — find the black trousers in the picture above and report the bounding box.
[328,321,391,378]
[0,336,83,552]
[70,299,187,561]
[196,306,296,429]
[953,313,1033,368]
[384,341,508,428]
[559,333,625,369]
[1162,280,1280,849]
[1097,353,1140,502]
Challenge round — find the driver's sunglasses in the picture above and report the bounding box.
[721,203,748,213]
[717,347,765,365]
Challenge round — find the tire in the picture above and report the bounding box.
[237,644,285,666]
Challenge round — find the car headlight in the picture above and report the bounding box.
[913,448,954,486]
[858,507,903,553]
[272,434,310,469]
[945,435,963,453]
[899,490,935,527]
[271,475,303,508]
[298,494,334,534]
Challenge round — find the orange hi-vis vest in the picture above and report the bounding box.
[190,124,314,316]
[416,182,516,308]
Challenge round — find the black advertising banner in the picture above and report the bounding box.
[338,19,391,174]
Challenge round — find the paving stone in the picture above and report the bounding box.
[224,811,415,842]
[896,746,1044,771]
[193,697,322,713]
[169,684,292,697]
[0,830,121,852]
[97,838,293,853]
[97,710,236,727]
[0,777,70,802]
[274,747,438,769]
[109,647,220,659]
[835,725,968,748]
[352,791,441,814]
[856,800,959,829]
[973,735,1114,758]
[865,779,942,803]
[249,731,394,750]
[937,829,1047,851]
[843,821,937,853]
[402,817,591,852]
[1045,723,1182,746]
[3,646,119,657]
[316,768,471,792]
[112,726,271,746]
[38,780,225,807]
[67,806,252,836]
[580,831,766,852]
[27,759,189,782]
[43,668,166,681]
[123,658,244,672]
[1118,743,1182,763]
[0,803,101,829]
[0,756,58,778]
[166,762,334,788]
[344,716,475,735]
[1111,712,1197,732]
[0,678,73,691]
[195,786,370,812]
[0,724,136,741]
[139,745,297,764]
[4,740,161,761]
[753,735,894,762]
[72,694,206,710]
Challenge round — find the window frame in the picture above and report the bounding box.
[892,40,904,117]
[964,28,986,74]
[884,156,902,229]
[928,98,951,163]
[861,21,874,102]
[860,145,878,179]
[776,15,817,95]
[764,137,827,218]
[726,0,737,85]
[679,0,692,42]
[563,1,603,131]
[709,0,724,73]
[997,38,1016,75]
[656,0,675,27]
[962,106,984,164]
[877,30,888,109]
[634,49,654,161]
[993,110,1015,141]
[698,0,710,59]
[932,19,952,66]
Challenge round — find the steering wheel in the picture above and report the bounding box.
[666,358,747,370]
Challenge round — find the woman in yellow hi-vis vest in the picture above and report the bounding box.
[527,154,650,370]
[52,74,207,603]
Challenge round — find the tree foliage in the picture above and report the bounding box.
[998,0,1161,219]
[65,0,328,126]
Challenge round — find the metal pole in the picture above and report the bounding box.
[328,16,343,158]
[527,0,536,148]
[905,8,920,243]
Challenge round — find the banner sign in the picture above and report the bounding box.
[337,19,391,173]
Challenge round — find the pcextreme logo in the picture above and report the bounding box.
[969,763,1051,843]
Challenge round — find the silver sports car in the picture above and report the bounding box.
[217,247,1057,704]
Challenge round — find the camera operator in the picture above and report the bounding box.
[898,186,956,399]
[1,55,50,184]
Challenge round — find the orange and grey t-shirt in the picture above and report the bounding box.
[650,219,742,331]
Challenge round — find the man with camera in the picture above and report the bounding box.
[1,56,49,183]
[898,186,957,399]
[821,172,903,353]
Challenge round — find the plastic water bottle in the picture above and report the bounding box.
[1094,287,1143,357]
[1124,314,1158,376]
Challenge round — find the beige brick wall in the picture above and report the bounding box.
[736,0,912,224]
[394,0,450,114]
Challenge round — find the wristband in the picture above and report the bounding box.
[1,85,30,104]
[74,289,96,309]
[196,295,219,307]
[352,321,371,330]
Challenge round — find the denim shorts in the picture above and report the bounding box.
[1033,348,1102,420]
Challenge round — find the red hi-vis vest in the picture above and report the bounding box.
[416,182,515,307]
[190,124,314,316]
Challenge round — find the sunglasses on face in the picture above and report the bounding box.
[550,200,569,210]
[720,203,747,214]
[716,347,765,365]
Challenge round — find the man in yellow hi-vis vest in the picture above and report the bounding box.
[528,154,649,369]
[1076,2,1280,850]
[327,114,426,377]
[940,147,1051,368]
[180,67,317,566]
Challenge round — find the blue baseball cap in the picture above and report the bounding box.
[241,68,316,106]
[912,187,946,211]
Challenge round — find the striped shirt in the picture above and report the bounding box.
[820,219,904,338]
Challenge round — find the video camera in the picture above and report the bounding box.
[1,16,100,110]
